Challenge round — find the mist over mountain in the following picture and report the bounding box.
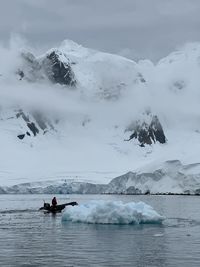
[0,38,200,189]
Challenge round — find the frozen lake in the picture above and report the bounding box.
[0,194,200,266]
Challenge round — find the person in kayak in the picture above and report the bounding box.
[52,197,57,207]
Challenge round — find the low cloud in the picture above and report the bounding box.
[0,0,200,61]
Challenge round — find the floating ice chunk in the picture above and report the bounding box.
[154,233,164,237]
[62,200,164,224]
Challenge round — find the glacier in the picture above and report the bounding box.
[2,160,200,195]
[0,39,200,193]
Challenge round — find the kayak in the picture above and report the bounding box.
[39,201,78,213]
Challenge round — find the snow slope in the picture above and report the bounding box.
[0,40,200,192]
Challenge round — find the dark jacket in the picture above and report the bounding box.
[52,197,57,207]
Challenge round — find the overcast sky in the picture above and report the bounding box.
[1,0,200,61]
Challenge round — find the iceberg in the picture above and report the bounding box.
[62,200,164,224]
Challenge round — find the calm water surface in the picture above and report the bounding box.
[0,194,200,267]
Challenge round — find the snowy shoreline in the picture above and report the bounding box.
[0,192,199,196]
[1,160,200,195]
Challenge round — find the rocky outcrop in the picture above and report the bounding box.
[17,134,25,140]
[42,50,76,86]
[16,109,54,139]
[17,50,76,86]
[126,113,166,146]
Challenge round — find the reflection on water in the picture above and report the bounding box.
[0,194,199,266]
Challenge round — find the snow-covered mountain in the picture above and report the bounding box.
[0,39,200,193]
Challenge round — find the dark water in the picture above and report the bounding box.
[0,194,200,266]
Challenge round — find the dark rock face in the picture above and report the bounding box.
[27,122,39,136]
[16,110,38,136]
[42,51,76,86]
[17,70,24,80]
[17,134,25,140]
[17,50,76,86]
[16,109,54,139]
[126,115,166,146]
[32,112,47,131]
[16,109,29,122]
